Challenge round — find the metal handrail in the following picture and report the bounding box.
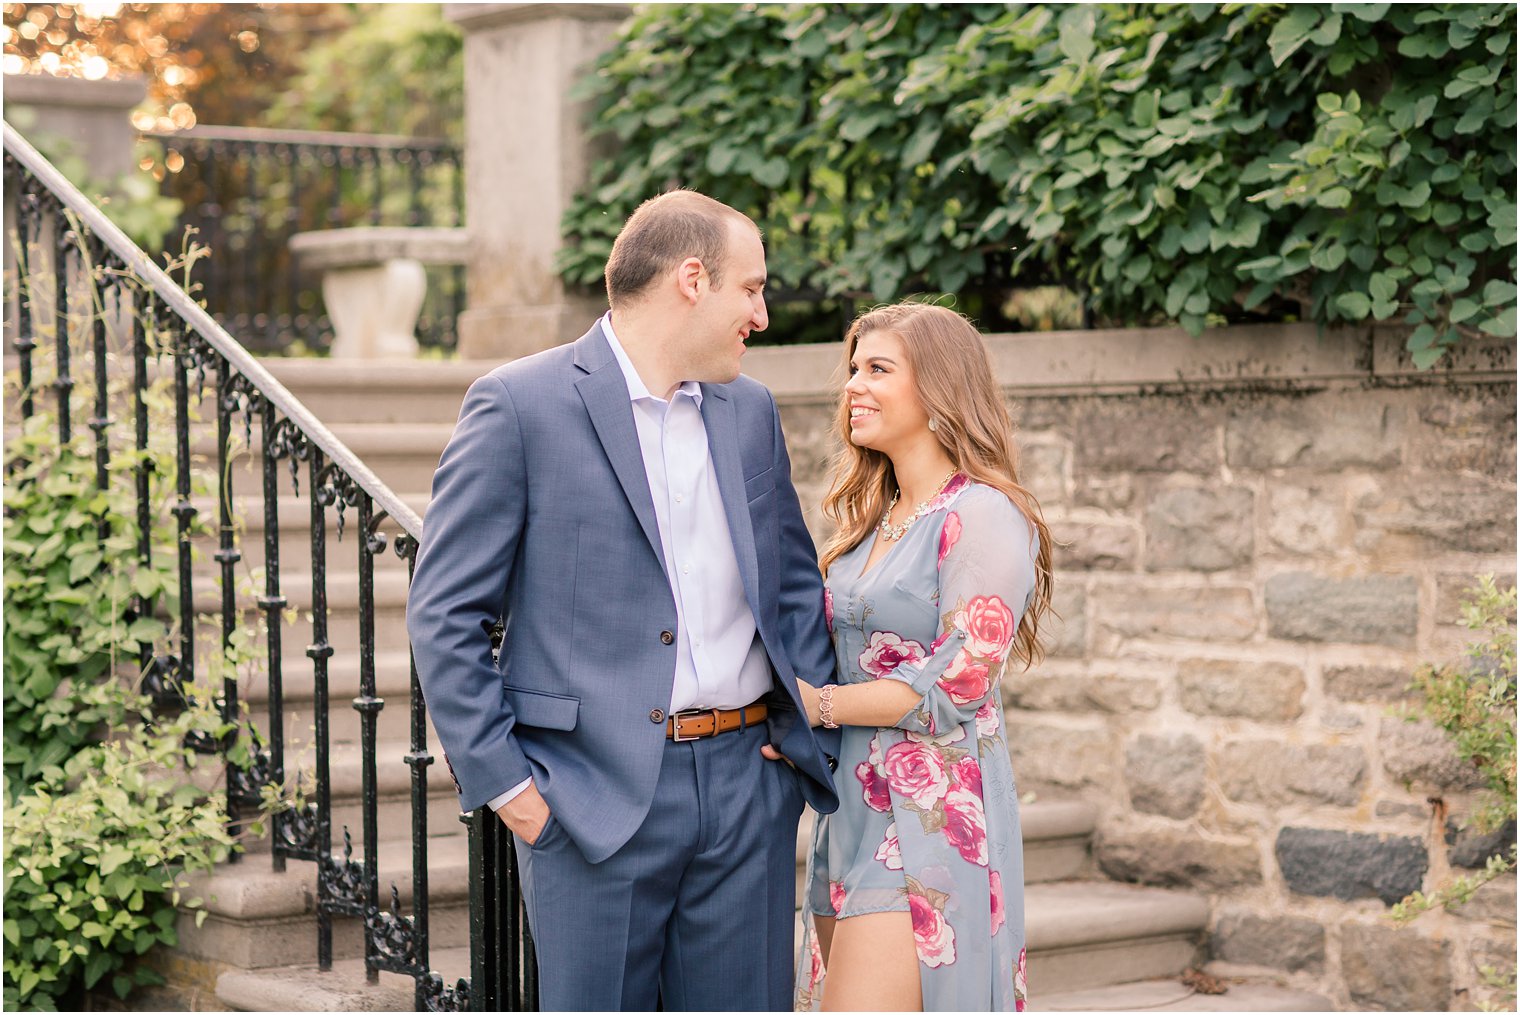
[2,120,424,542]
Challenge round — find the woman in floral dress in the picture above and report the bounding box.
[792,302,1053,1011]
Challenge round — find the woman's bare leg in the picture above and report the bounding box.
[820,911,921,1012]
[814,913,836,965]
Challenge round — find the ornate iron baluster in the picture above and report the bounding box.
[133,293,155,682]
[397,533,435,1009]
[354,491,383,983]
[11,177,39,419]
[308,448,339,969]
[259,403,288,871]
[214,355,244,825]
[86,237,114,535]
[53,212,74,444]
[169,318,197,691]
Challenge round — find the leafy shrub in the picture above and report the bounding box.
[1392,575,1516,1010]
[2,243,278,1009]
[3,681,244,1010]
[561,3,1515,362]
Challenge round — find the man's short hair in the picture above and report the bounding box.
[604,191,755,307]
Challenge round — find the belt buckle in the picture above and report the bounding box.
[670,708,706,743]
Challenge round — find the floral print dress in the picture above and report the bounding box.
[796,477,1036,1012]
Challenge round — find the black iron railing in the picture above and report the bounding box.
[3,121,532,1011]
[144,125,464,354]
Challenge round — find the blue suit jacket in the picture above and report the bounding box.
[407,322,840,864]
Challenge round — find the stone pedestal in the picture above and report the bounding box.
[289,227,468,358]
[2,74,147,178]
[445,2,630,361]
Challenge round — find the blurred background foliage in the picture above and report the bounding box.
[1,2,461,139]
[561,3,1517,361]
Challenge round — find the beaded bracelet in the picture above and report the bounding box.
[819,684,839,729]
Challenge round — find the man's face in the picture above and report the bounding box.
[685,219,768,384]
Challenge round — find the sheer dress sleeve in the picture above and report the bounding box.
[879,486,1039,737]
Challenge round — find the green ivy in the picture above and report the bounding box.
[560,3,1516,363]
[3,423,176,797]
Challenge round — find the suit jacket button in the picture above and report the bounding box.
[649,708,665,723]
[659,630,674,645]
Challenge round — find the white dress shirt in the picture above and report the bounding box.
[487,314,771,812]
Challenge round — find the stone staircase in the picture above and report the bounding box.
[171,358,1331,1012]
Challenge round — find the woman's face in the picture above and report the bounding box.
[844,329,932,455]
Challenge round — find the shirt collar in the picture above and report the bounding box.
[601,312,702,407]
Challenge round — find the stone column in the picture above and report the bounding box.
[445,3,630,361]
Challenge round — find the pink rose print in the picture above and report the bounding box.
[956,594,1016,658]
[951,756,983,798]
[874,822,904,870]
[855,759,891,813]
[909,891,957,968]
[824,587,834,633]
[937,650,991,705]
[858,630,926,678]
[941,786,989,866]
[930,628,952,654]
[990,869,1006,935]
[807,932,824,994]
[1015,947,1028,1011]
[829,880,846,915]
[882,741,950,809]
[938,511,962,568]
[975,698,1001,739]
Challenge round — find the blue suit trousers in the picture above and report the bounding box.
[513,723,806,1011]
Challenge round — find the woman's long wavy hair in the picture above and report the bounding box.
[819,302,1055,669]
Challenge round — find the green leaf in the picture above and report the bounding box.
[1268,6,1322,66]
[1057,5,1096,64]
[1479,307,1517,337]
[1449,297,1480,324]
[752,157,788,189]
[1336,291,1372,319]
[1318,187,1353,209]
[1411,346,1447,369]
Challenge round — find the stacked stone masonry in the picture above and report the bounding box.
[758,325,1516,1011]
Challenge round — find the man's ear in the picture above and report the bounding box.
[675,256,704,304]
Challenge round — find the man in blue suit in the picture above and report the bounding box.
[407,190,839,1011]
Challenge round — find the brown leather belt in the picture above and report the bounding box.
[666,703,768,742]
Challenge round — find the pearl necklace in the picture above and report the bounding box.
[878,472,957,542]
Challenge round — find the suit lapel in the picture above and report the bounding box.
[573,329,667,576]
[700,385,762,617]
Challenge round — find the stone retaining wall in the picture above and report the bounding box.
[745,323,1516,1011]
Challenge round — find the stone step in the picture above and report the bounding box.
[178,833,471,973]
[1041,976,1334,1011]
[1021,798,1098,883]
[232,737,465,857]
[188,492,430,578]
[215,878,1207,1010]
[194,422,454,500]
[190,567,413,656]
[1025,880,1209,995]
[241,648,424,749]
[256,357,481,426]
[216,946,472,1012]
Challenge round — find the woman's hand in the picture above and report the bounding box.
[796,678,823,727]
